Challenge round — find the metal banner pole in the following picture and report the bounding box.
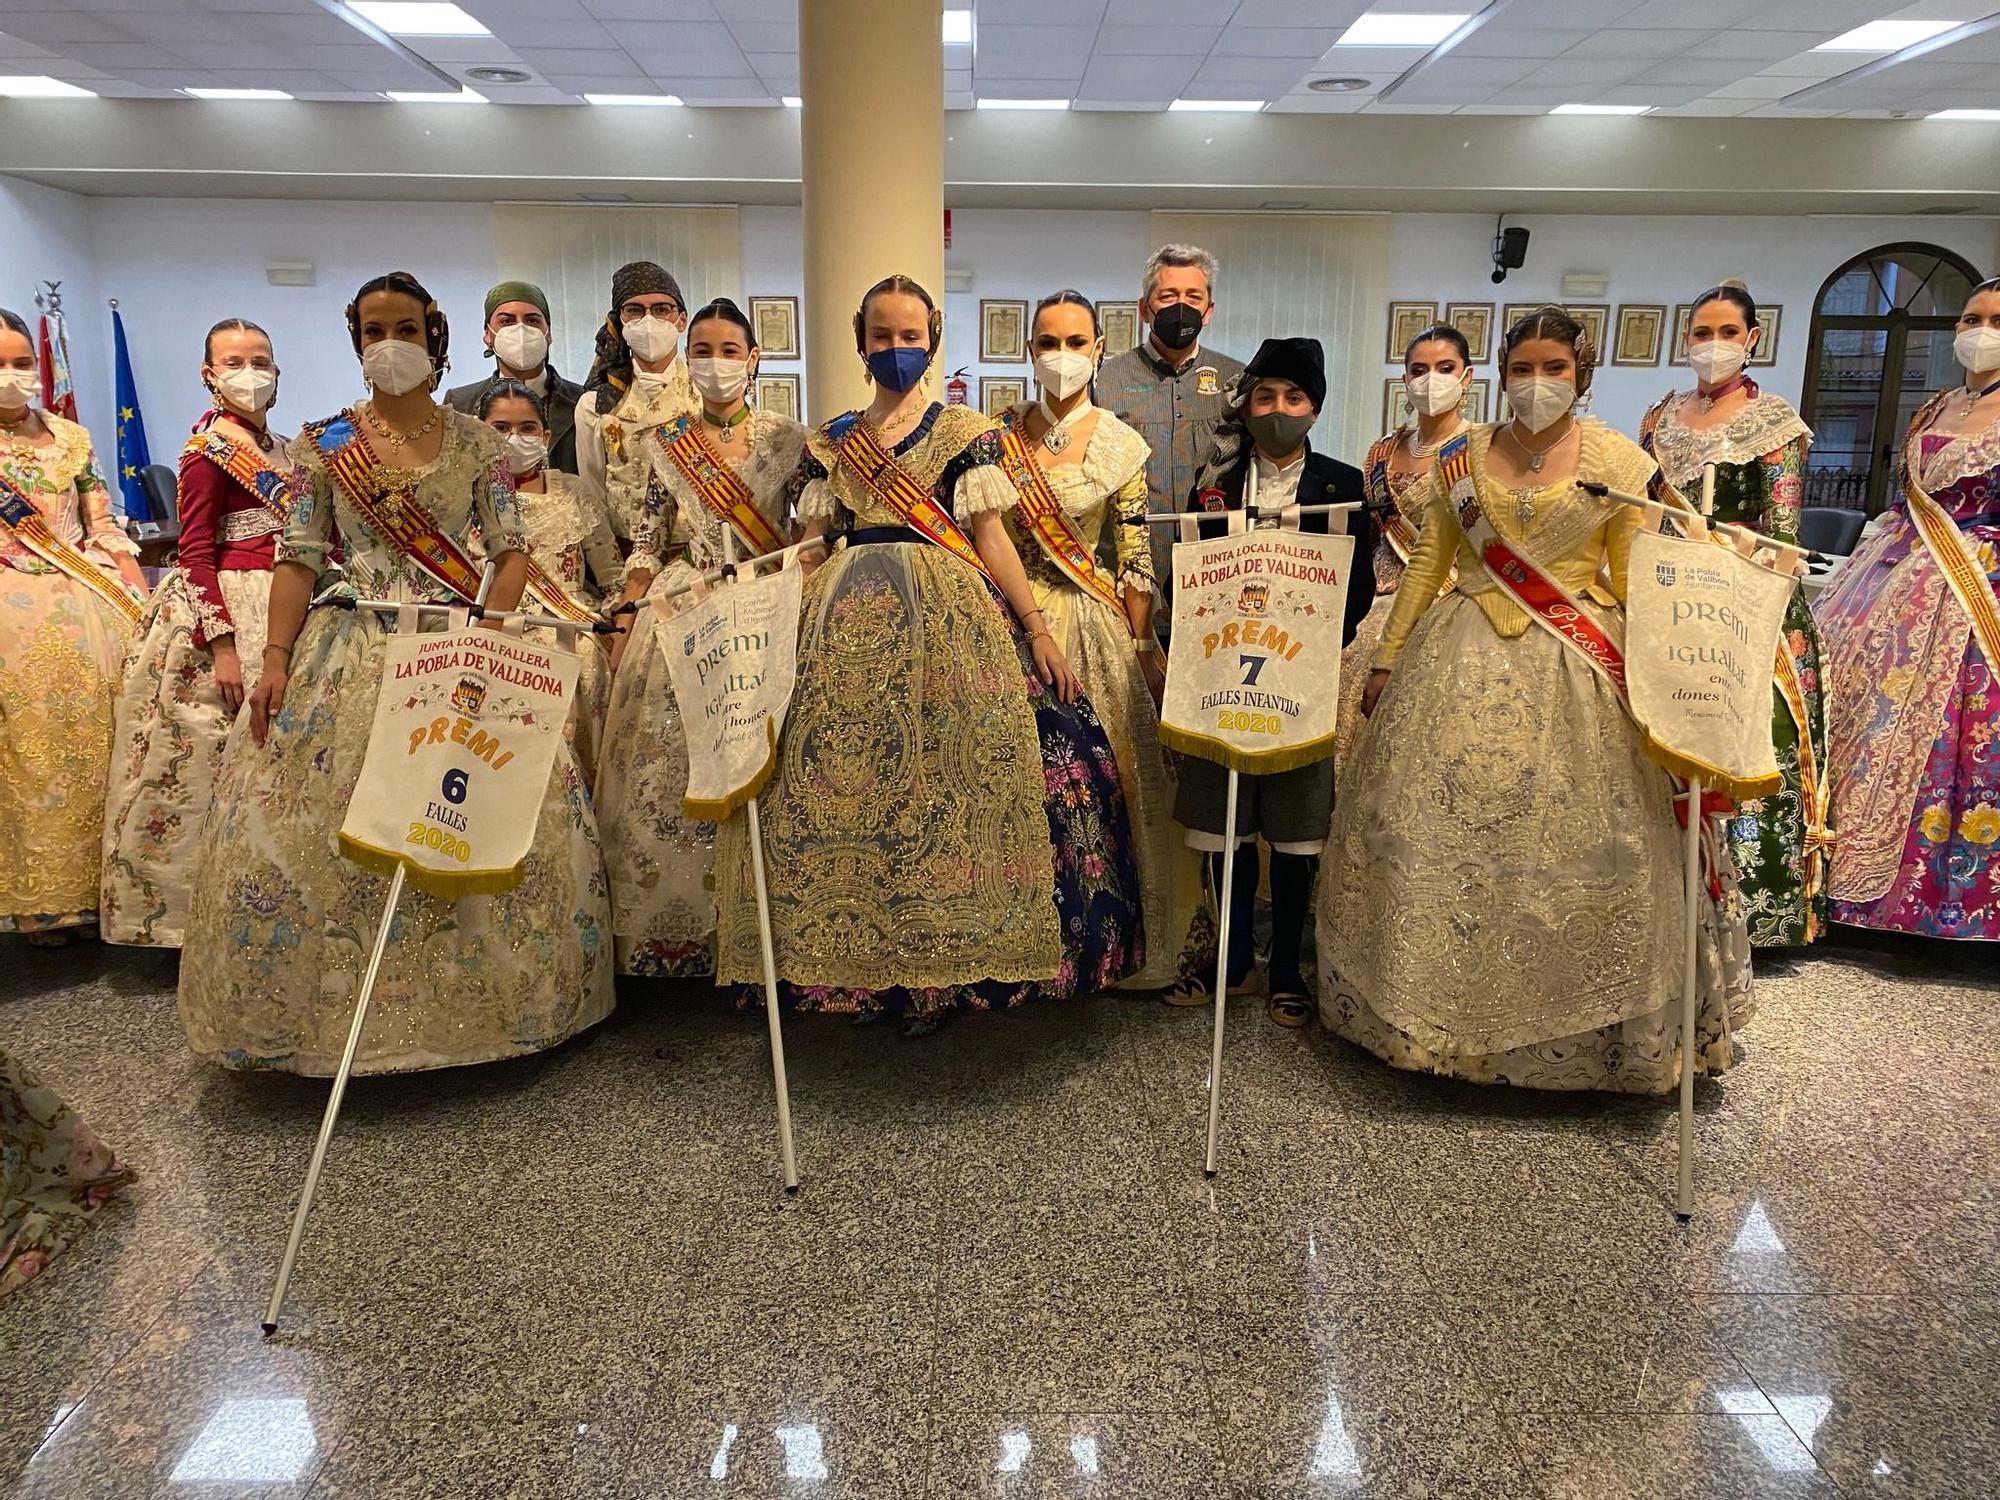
[263,564,496,1332]
[1203,775,1240,1179]
[718,526,801,1194]
[1676,463,1719,1222]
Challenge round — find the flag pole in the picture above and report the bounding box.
[262,563,496,1332]
[1675,463,1718,1222]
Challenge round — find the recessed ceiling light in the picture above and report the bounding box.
[0,75,96,98]
[975,97,1068,110]
[1307,77,1371,93]
[348,2,490,37]
[1814,20,1956,52]
[1334,13,1468,47]
[1169,98,1265,112]
[384,86,486,103]
[584,92,683,106]
[1551,103,1652,115]
[183,87,293,100]
[1928,108,2000,120]
[782,95,802,107]
[942,9,973,46]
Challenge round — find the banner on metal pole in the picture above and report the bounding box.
[1625,524,1797,801]
[338,620,580,897]
[661,557,804,820]
[1158,523,1354,774]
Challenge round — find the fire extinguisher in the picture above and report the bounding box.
[945,367,969,407]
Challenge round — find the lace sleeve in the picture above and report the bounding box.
[1759,434,1807,546]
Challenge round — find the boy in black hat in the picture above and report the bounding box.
[1169,336,1376,1026]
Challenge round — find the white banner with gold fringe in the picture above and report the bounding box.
[1159,519,1354,774]
[660,555,804,820]
[337,615,580,897]
[1625,522,1797,801]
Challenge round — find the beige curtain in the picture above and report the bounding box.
[1147,212,1389,465]
[494,205,742,384]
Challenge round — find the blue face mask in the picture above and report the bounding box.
[866,344,931,392]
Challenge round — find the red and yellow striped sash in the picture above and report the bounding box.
[657,419,787,558]
[835,420,990,578]
[995,426,1122,614]
[183,428,299,522]
[316,422,485,602]
[0,472,142,626]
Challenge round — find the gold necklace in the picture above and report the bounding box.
[363,400,442,453]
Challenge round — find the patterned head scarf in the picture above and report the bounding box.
[586,260,687,413]
[345,270,449,390]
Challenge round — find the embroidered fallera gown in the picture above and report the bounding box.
[1815,398,2000,940]
[1000,403,1211,989]
[101,418,288,947]
[1,1046,132,1298]
[1321,419,1754,1093]
[507,468,619,788]
[576,363,700,543]
[1337,428,1452,760]
[1642,390,1827,946]
[0,415,141,933]
[595,409,808,976]
[178,409,614,1074]
[712,402,1142,1015]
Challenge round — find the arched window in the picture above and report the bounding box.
[1802,242,1982,515]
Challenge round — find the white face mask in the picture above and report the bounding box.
[0,369,39,407]
[688,356,750,404]
[1405,370,1466,419]
[1507,376,1576,435]
[361,339,433,396]
[623,317,677,364]
[1034,349,1096,403]
[491,323,548,373]
[501,432,547,475]
[1687,340,1749,386]
[1953,325,2000,377]
[213,367,276,414]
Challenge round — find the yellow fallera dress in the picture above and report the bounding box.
[1000,404,1210,989]
[0,415,141,932]
[1320,419,1753,1093]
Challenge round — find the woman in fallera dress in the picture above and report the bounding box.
[1815,276,2000,942]
[101,320,292,947]
[996,289,1210,992]
[595,297,809,977]
[1641,280,1828,947]
[178,270,613,1074]
[712,274,1141,1032]
[477,379,617,787]
[1322,306,1752,1093]
[1337,323,1469,758]
[0,308,146,942]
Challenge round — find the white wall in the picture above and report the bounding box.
[6,179,1996,464]
[0,177,107,434]
[1381,212,2000,439]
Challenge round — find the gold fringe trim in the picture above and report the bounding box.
[337,834,528,899]
[679,721,778,822]
[1637,732,1782,803]
[1157,723,1337,776]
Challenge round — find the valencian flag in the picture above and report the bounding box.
[35,306,76,420]
[110,305,153,524]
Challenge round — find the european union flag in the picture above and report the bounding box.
[111,306,152,525]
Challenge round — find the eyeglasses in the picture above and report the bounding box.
[620,303,683,322]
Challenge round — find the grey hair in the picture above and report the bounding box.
[1140,243,1219,302]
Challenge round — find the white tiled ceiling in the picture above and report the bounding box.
[0,0,1994,117]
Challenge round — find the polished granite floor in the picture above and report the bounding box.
[2,931,1995,1499]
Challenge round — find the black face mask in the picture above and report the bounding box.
[1151,302,1204,351]
[1246,411,1314,456]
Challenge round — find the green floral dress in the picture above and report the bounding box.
[2,1047,132,1298]
[1643,391,1829,946]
